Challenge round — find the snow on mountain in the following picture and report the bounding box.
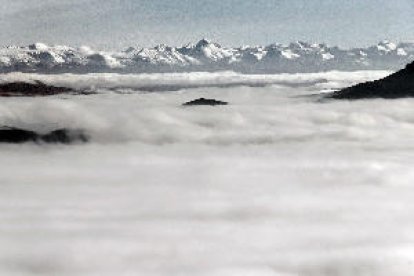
[0,39,413,73]
[177,39,234,62]
[376,40,397,52]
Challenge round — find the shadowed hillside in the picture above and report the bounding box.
[329,61,414,99]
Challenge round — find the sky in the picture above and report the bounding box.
[0,0,413,49]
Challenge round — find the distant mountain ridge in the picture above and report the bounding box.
[0,39,413,74]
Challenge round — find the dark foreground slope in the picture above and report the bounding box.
[0,81,91,97]
[0,127,88,144]
[329,61,414,99]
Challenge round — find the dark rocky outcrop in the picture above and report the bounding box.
[0,127,89,144]
[183,98,228,106]
[0,81,88,97]
[328,61,414,99]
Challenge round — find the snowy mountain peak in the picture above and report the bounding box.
[377,40,397,51]
[0,40,413,73]
[154,44,170,51]
[290,41,312,50]
[28,42,49,51]
[195,38,214,48]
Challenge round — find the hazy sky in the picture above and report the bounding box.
[0,0,413,49]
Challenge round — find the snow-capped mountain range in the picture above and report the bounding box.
[0,39,413,74]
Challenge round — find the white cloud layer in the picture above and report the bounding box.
[1,71,414,275]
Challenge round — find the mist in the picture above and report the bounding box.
[1,71,414,275]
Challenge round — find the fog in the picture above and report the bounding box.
[1,71,414,275]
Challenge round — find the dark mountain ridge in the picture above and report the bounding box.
[328,61,414,99]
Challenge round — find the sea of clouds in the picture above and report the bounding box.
[1,71,414,276]
[0,70,391,144]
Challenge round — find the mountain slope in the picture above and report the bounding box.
[329,61,414,99]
